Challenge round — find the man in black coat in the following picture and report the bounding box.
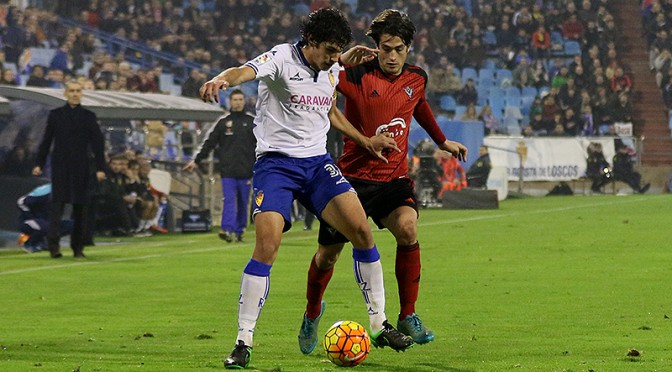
[466,145,492,188]
[33,81,107,258]
[183,89,256,242]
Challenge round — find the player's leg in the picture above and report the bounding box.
[220,177,235,242]
[380,206,435,344]
[321,192,413,351]
[224,211,282,369]
[299,241,344,354]
[225,157,296,369]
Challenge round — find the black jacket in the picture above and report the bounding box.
[194,111,256,178]
[35,104,106,204]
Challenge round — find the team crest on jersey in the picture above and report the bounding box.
[328,72,335,87]
[255,190,264,206]
[404,86,414,99]
[254,53,272,65]
[224,120,234,135]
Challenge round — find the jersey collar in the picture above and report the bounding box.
[293,41,320,79]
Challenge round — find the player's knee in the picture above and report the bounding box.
[316,246,342,268]
[394,219,417,245]
[348,223,374,248]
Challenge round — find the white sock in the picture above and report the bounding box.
[353,246,387,334]
[236,265,270,347]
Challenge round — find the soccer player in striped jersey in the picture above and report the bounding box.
[299,9,468,352]
[199,8,413,369]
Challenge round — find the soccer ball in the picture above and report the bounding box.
[324,320,370,367]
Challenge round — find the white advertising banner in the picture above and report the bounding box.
[483,137,622,181]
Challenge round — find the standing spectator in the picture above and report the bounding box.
[466,145,492,188]
[184,89,256,243]
[32,81,106,258]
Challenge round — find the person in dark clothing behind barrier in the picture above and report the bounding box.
[183,89,256,243]
[33,81,106,258]
[17,183,73,253]
[585,142,612,193]
[466,145,492,188]
[612,143,650,194]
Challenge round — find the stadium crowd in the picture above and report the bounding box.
[0,0,643,139]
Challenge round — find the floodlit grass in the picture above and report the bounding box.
[2,194,672,371]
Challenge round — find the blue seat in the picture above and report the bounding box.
[522,86,538,98]
[564,40,581,56]
[454,105,467,119]
[461,67,478,84]
[478,75,494,88]
[505,87,521,107]
[481,59,496,70]
[488,94,506,115]
[520,95,535,116]
[488,87,505,100]
[476,87,489,106]
[479,68,495,81]
[440,95,457,112]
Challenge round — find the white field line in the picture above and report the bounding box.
[1,195,663,276]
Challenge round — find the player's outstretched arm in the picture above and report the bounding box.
[438,140,468,162]
[200,66,256,103]
[339,45,379,66]
[328,104,399,163]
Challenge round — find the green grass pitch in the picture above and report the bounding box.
[2,194,672,371]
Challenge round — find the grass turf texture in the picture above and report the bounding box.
[1,194,671,371]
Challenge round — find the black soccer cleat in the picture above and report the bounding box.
[224,340,252,369]
[370,320,415,352]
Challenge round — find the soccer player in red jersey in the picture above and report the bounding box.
[299,9,468,353]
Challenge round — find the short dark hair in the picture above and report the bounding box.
[300,8,353,49]
[366,9,416,46]
[229,89,244,98]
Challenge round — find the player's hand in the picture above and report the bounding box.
[32,166,42,176]
[199,77,229,103]
[366,133,401,163]
[183,160,197,172]
[96,171,106,181]
[340,45,379,66]
[440,140,468,162]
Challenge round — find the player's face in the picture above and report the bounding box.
[377,34,409,76]
[307,41,342,71]
[229,93,245,112]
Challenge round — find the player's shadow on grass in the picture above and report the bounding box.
[362,361,474,372]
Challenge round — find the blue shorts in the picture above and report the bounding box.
[251,153,355,232]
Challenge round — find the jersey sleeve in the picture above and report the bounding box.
[244,48,281,81]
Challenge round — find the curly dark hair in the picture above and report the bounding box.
[300,8,353,49]
[366,9,416,46]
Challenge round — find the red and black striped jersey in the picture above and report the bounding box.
[336,60,445,182]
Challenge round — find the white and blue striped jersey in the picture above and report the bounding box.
[244,42,340,158]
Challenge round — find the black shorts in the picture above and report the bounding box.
[317,178,418,245]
